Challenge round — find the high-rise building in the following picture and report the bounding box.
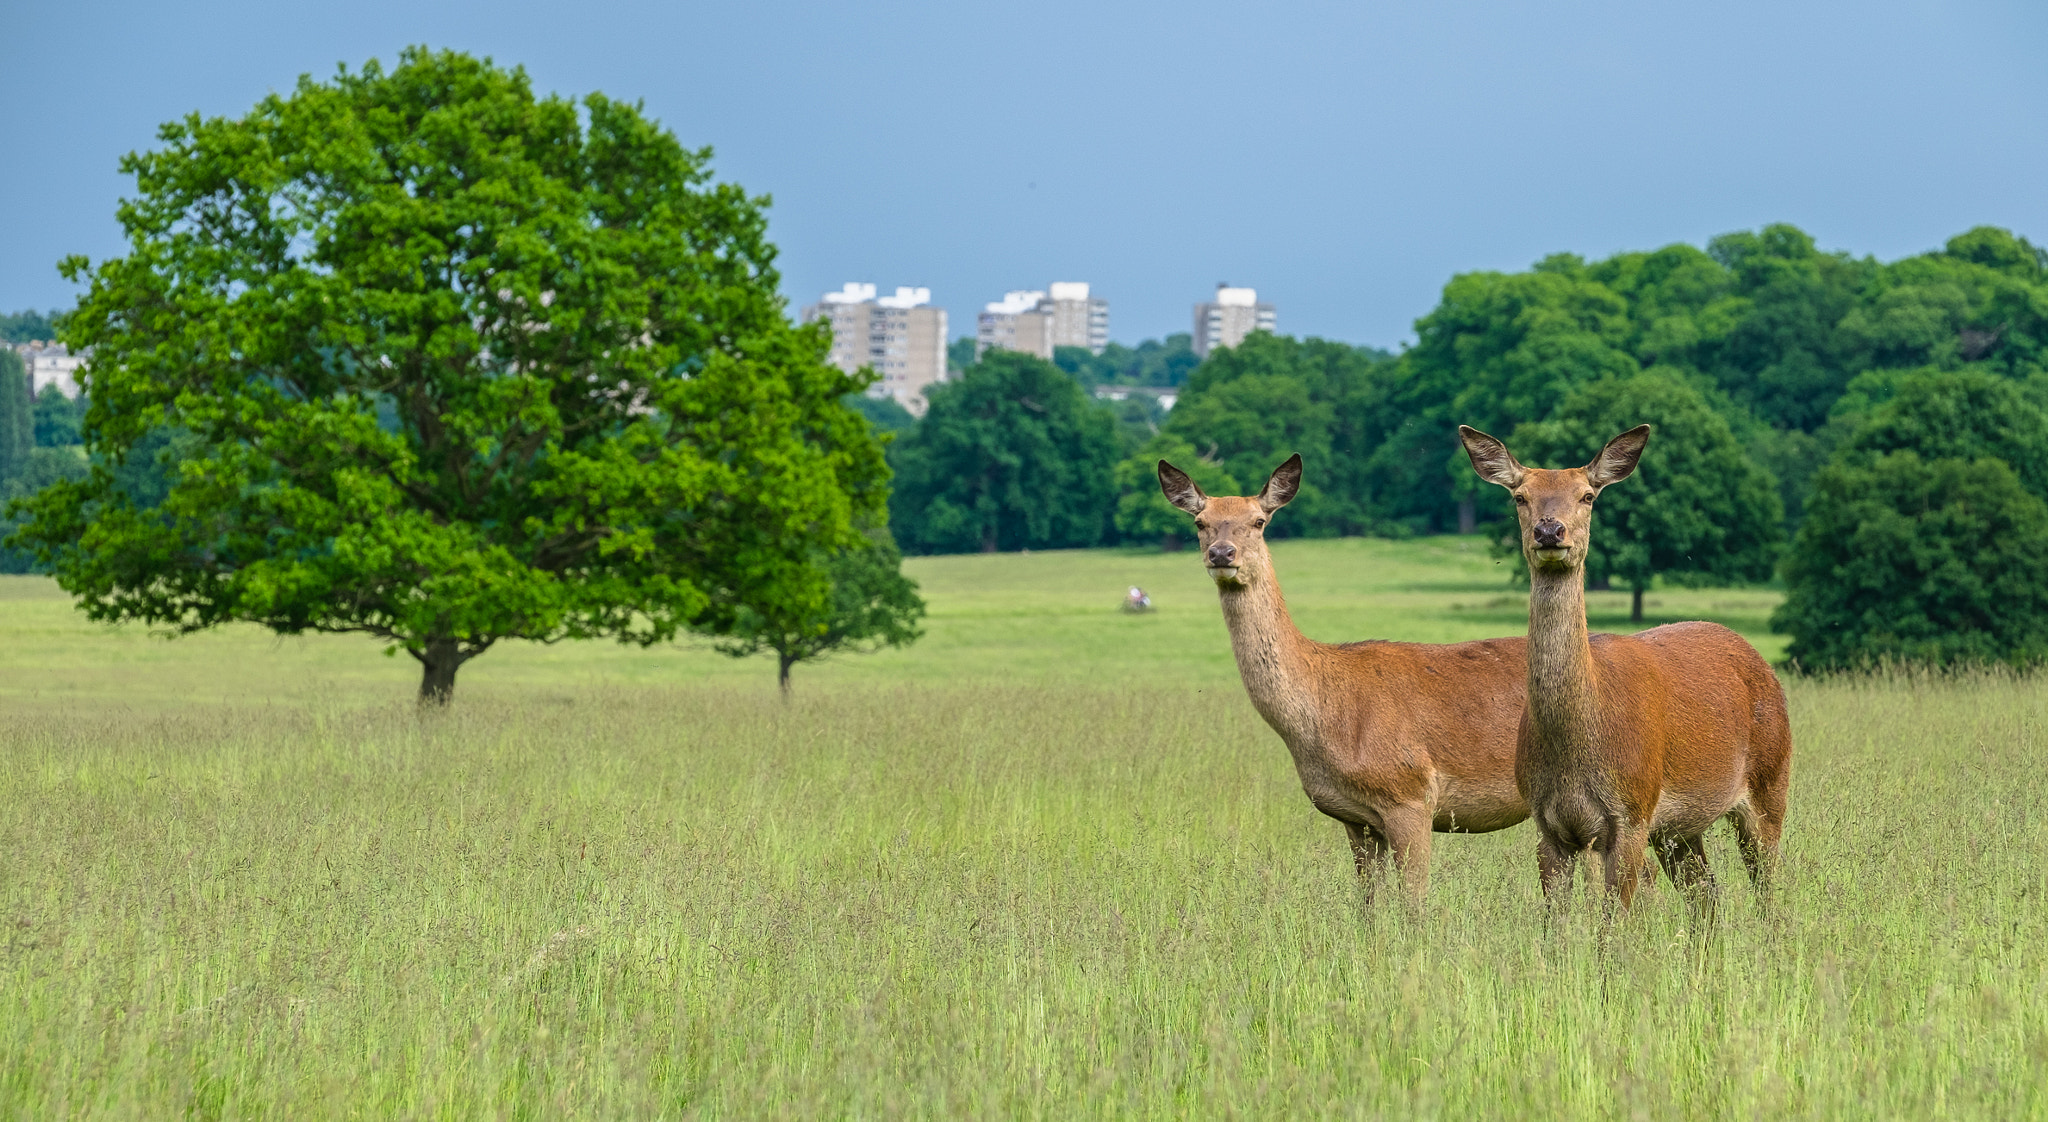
[801,283,949,416]
[976,290,1049,359]
[978,282,1110,359]
[1043,282,1109,354]
[1192,285,1276,359]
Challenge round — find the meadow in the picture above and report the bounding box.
[3,537,2043,1118]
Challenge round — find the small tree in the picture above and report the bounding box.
[1112,434,1239,549]
[887,351,1119,554]
[0,350,31,486]
[1507,370,1783,620]
[715,531,924,693]
[10,49,885,702]
[1772,453,2048,669]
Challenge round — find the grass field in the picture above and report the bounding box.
[4,537,2044,1117]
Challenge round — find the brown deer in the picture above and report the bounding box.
[1158,454,1535,903]
[1458,424,1791,910]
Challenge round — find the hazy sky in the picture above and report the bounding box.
[5,0,2045,348]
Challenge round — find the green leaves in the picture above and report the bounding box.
[1507,371,1784,610]
[714,530,926,692]
[12,48,886,701]
[888,352,1120,554]
[1773,454,2048,669]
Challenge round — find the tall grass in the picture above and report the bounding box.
[5,671,2044,1117]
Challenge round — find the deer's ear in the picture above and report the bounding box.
[1158,460,1208,515]
[1257,454,1302,513]
[1459,426,1525,488]
[1587,425,1650,487]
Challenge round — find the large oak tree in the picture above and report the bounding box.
[13,49,886,702]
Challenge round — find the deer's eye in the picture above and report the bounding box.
[1251,518,1266,529]
[1513,493,1528,505]
[1194,520,1209,532]
[1580,492,1596,504]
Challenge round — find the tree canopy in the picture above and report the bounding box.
[1112,434,1240,549]
[714,529,924,693]
[888,351,1119,554]
[1161,332,1391,536]
[1505,371,1783,619]
[1772,453,2048,669]
[10,48,886,701]
[0,310,60,344]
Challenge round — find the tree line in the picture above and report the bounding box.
[886,223,2048,668]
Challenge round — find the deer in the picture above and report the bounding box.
[1457,424,1792,912]
[1158,453,1539,904]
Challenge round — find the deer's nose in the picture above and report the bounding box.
[1533,518,1567,548]
[1206,541,1238,567]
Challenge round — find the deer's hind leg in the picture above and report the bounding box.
[1655,832,1719,925]
[1728,795,1783,892]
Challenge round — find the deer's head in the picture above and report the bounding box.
[1157,454,1301,588]
[1459,425,1649,575]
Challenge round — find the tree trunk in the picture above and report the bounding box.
[1631,585,1645,624]
[418,637,463,705]
[778,652,796,699]
[981,525,998,553]
[1457,498,1476,535]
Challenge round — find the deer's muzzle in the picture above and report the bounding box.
[1206,541,1238,568]
[1532,518,1567,549]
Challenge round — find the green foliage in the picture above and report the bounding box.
[1163,333,1391,536]
[714,529,925,692]
[0,309,59,343]
[1833,366,2048,498]
[1373,266,1639,532]
[8,48,885,702]
[0,350,32,483]
[1506,371,1784,618]
[947,336,978,374]
[1053,334,1202,387]
[31,387,85,447]
[888,351,1119,553]
[1112,434,1241,549]
[843,392,917,436]
[1772,453,2048,669]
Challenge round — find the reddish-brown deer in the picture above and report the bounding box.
[1159,454,1535,903]
[1458,424,1791,910]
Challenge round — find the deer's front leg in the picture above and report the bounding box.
[1379,804,1435,906]
[1344,822,1390,902]
[1606,819,1653,910]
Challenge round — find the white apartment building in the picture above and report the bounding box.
[11,342,86,398]
[977,290,1050,359]
[977,282,1109,359]
[1192,285,1277,359]
[800,283,949,416]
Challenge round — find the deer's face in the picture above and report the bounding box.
[1507,467,1601,573]
[1157,455,1302,589]
[1458,424,1650,576]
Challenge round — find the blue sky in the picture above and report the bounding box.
[4,0,2044,348]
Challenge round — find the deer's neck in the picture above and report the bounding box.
[1525,565,1601,760]
[1217,571,1320,742]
